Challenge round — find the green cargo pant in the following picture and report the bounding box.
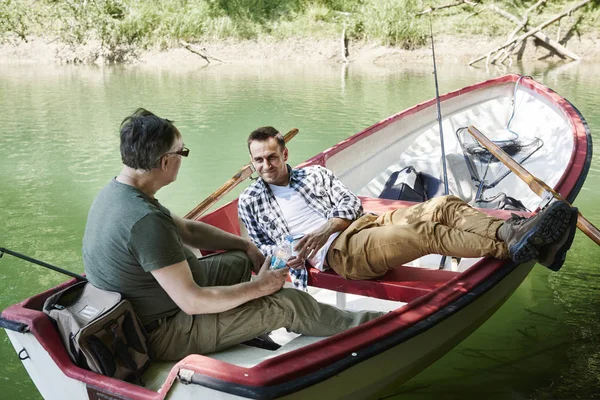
[148,250,383,361]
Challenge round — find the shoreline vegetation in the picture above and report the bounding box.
[1,0,598,66]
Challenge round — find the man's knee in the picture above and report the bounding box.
[432,194,464,209]
[232,249,253,268]
[268,288,318,314]
[328,251,388,280]
[221,250,253,278]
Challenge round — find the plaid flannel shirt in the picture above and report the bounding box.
[238,165,363,289]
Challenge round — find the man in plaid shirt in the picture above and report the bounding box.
[238,150,362,289]
[239,127,576,289]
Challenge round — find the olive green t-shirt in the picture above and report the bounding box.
[82,179,197,324]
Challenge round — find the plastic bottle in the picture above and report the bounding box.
[270,235,293,270]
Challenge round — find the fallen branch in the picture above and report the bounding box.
[490,2,580,63]
[490,0,545,64]
[469,0,590,65]
[180,40,226,64]
[340,25,349,63]
[498,0,587,64]
[506,0,546,42]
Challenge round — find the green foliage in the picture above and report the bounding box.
[0,0,36,43]
[0,0,598,60]
[350,0,427,48]
[305,3,331,23]
[209,0,303,22]
[44,0,138,61]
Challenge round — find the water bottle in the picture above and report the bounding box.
[270,235,293,270]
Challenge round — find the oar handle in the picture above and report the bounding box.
[184,128,299,220]
[467,125,600,246]
[183,166,253,220]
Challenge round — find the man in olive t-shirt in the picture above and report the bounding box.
[82,109,383,361]
[83,178,189,325]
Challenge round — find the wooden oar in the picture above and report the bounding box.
[467,125,600,246]
[184,128,299,220]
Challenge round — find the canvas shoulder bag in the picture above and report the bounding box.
[43,281,150,385]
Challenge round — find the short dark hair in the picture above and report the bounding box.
[119,108,180,171]
[247,126,285,153]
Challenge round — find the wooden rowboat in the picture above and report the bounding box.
[1,74,592,399]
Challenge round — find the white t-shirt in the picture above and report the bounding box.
[269,183,340,271]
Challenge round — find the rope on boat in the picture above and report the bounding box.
[505,75,525,140]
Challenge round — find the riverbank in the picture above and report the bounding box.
[2,32,599,68]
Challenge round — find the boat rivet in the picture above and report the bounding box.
[352,352,357,357]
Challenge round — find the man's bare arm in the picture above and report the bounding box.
[172,214,249,250]
[151,257,287,315]
[171,214,265,272]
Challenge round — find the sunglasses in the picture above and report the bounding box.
[163,146,190,158]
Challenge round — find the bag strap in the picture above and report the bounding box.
[68,333,89,369]
[104,319,145,386]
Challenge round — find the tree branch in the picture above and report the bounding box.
[417,0,478,16]
[468,0,590,65]
[180,40,226,64]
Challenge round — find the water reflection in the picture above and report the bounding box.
[0,60,598,399]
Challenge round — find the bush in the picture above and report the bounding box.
[0,0,36,43]
[0,0,597,62]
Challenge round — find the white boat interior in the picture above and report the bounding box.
[328,79,572,212]
[142,283,406,392]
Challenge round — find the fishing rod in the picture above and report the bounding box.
[0,247,87,281]
[429,15,449,196]
[429,15,450,270]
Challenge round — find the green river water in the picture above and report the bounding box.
[0,60,598,399]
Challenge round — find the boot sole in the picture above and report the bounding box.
[510,201,572,264]
[544,207,578,272]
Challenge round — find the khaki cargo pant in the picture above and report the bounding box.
[327,195,509,280]
[148,251,383,361]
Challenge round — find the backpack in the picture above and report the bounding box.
[379,166,443,202]
[43,281,150,385]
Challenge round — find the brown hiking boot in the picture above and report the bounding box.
[537,207,578,271]
[497,200,572,264]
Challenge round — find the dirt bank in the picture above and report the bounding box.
[1,33,599,68]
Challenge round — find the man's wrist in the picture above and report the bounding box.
[250,278,268,297]
[326,217,347,235]
[241,238,253,251]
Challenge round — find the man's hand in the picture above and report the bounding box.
[286,255,306,270]
[294,218,352,263]
[255,257,288,296]
[294,227,331,261]
[244,241,265,273]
